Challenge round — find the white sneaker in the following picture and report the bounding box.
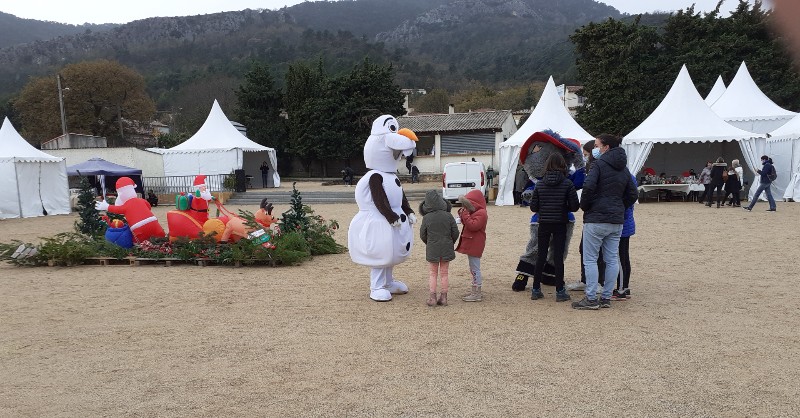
[565,282,585,291]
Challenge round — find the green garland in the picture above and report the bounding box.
[0,187,346,267]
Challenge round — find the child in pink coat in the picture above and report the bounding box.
[456,189,488,302]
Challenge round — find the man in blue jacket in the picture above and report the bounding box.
[744,155,777,212]
[573,134,638,310]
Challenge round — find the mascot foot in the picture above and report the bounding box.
[370,289,393,302]
[512,274,529,292]
[387,280,409,295]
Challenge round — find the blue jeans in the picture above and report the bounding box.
[582,223,623,300]
[748,182,776,210]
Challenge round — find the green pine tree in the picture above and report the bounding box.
[74,176,105,236]
[280,183,310,234]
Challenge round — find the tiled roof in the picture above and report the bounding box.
[398,110,512,133]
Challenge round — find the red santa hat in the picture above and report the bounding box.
[193,175,207,187]
[115,177,136,190]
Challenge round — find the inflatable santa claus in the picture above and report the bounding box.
[96,177,165,243]
[187,175,213,225]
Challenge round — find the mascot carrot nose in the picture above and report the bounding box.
[398,128,418,142]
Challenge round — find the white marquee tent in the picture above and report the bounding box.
[0,117,70,219]
[766,114,800,201]
[704,75,726,106]
[711,62,796,134]
[495,77,595,206]
[147,100,280,188]
[623,65,764,183]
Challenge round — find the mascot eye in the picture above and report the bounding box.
[389,124,397,132]
[532,144,542,153]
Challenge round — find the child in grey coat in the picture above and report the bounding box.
[419,190,460,306]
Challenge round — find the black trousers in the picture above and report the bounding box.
[726,190,741,206]
[706,183,724,205]
[617,236,631,290]
[534,223,567,291]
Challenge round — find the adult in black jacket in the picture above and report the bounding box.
[706,157,727,208]
[529,153,580,301]
[574,134,638,310]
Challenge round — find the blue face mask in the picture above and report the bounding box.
[592,148,602,160]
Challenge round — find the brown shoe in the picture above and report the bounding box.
[426,292,437,307]
[437,292,448,306]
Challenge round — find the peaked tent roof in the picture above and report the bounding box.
[151,100,274,154]
[625,65,762,144]
[704,75,726,106]
[500,77,594,147]
[711,62,796,121]
[66,157,142,176]
[768,112,800,138]
[0,117,63,163]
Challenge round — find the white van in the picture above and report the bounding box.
[442,161,487,203]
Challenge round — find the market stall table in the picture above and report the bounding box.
[638,183,697,201]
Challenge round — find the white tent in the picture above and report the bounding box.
[704,75,726,106]
[495,77,595,206]
[623,65,764,183]
[711,62,796,134]
[766,114,800,201]
[0,118,70,219]
[147,100,280,187]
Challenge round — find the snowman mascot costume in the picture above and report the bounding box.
[348,115,418,301]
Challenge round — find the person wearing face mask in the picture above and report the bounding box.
[567,140,606,292]
[573,134,637,310]
[744,155,777,212]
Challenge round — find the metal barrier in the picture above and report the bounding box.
[142,174,232,195]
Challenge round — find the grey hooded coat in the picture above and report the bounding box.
[419,190,460,263]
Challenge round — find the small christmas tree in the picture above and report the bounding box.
[74,176,105,237]
[280,182,310,234]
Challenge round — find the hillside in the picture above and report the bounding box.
[0,11,116,49]
[0,0,622,109]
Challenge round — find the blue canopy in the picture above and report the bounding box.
[66,157,142,176]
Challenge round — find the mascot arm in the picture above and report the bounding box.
[569,168,586,190]
[401,193,414,215]
[401,193,416,224]
[529,188,540,213]
[368,173,399,224]
[106,204,124,215]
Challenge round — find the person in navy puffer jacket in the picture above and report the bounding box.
[613,174,637,300]
[529,153,580,302]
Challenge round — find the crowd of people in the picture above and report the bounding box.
[421,133,638,310]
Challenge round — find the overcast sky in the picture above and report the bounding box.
[1,0,763,25]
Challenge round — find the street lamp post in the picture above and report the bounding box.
[57,74,68,137]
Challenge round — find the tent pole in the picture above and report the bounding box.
[14,161,23,217]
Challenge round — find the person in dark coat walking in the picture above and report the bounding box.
[419,190,460,306]
[529,153,580,302]
[744,155,778,211]
[573,134,637,310]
